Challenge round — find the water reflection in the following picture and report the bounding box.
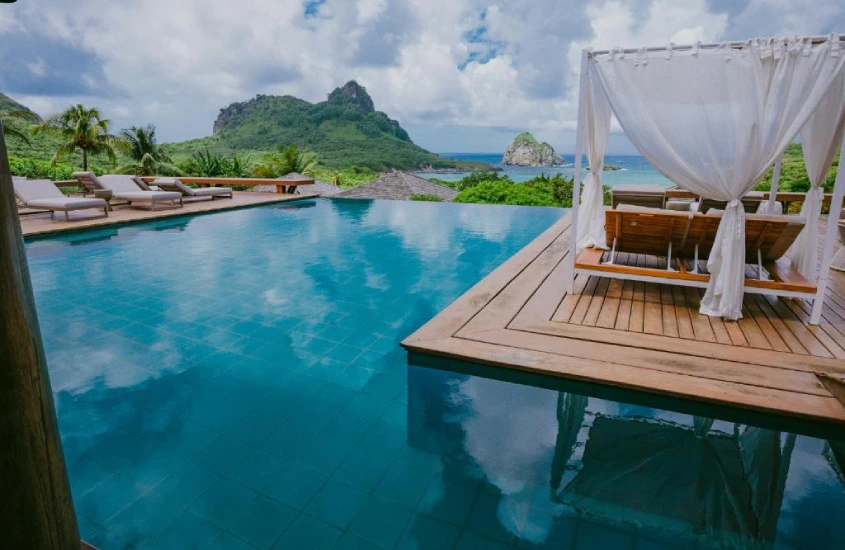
[407,361,845,549]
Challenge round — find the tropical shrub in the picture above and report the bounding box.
[410,194,444,202]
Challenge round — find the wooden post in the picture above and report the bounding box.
[0,122,80,546]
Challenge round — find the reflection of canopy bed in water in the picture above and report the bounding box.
[550,395,795,547]
[567,34,845,323]
[826,440,845,486]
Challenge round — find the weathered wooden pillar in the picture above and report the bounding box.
[0,122,80,546]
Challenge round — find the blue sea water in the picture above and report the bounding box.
[415,153,674,187]
[24,199,845,549]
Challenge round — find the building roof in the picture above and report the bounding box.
[335,171,458,201]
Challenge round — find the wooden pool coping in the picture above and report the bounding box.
[402,213,845,426]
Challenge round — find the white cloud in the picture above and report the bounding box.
[3,0,843,152]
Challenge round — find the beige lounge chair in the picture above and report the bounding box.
[148,177,233,200]
[610,184,667,209]
[73,172,182,210]
[14,179,109,221]
[576,206,814,297]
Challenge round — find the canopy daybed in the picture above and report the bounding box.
[566,34,845,323]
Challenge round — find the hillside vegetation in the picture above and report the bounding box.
[165,81,487,172]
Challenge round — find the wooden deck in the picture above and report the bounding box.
[403,213,845,425]
[19,191,318,237]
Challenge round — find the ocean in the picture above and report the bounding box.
[415,153,673,188]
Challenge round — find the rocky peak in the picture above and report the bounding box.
[502,132,565,167]
[327,80,375,113]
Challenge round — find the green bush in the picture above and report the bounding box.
[410,194,444,202]
[454,173,610,208]
[8,156,92,180]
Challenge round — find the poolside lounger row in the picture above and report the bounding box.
[13,179,110,220]
[575,205,815,298]
[146,177,234,200]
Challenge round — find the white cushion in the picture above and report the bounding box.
[26,197,107,211]
[113,190,182,201]
[13,179,65,202]
[98,174,147,193]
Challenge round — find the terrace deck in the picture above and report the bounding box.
[403,213,845,425]
[19,191,318,237]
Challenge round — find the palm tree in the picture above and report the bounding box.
[254,144,317,178]
[0,109,40,144]
[116,124,178,176]
[34,104,117,170]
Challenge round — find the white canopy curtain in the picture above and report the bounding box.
[791,72,845,282]
[581,35,845,320]
[575,72,612,253]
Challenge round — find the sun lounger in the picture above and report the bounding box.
[148,177,233,200]
[575,206,815,297]
[73,172,182,210]
[13,179,109,221]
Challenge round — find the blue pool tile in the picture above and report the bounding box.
[517,508,578,549]
[225,412,281,447]
[334,365,376,390]
[396,514,461,550]
[120,447,186,489]
[465,492,528,545]
[209,532,259,550]
[356,422,407,456]
[342,394,394,422]
[572,519,636,550]
[192,435,264,479]
[331,449,393,492]
[67,455,114,497]
[319,413,374,447]
[348,495,414,550]
[455,531,511,550]
[220,495,297,549]
[146,510,222,550]
[394,445,442,476]
[227,450,289,493]
[273,514,341,550]
[304,479,368,529]
[153,463,221,509]
[374,462,434,510]
[290,433,352,475]
[325,343,365,365]
[103,491,182,546]
[333,532,383,550]
[362,373,406,400]
[261,460,328,510]
[417,479,478,526]
[260,423,316,460]
[191,478,258,527]
[85,527,135,550]
[75,474,146,525]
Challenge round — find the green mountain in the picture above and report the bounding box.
[0,93,41,121]
[166,81,482,171]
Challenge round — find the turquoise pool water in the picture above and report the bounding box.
[25,198,845,549]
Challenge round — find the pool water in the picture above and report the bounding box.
[25,199,845,549]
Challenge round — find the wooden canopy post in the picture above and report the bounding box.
[566,49,589,293]
[0,123,80,546]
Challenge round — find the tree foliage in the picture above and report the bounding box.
[410,194,444,202]
[1,109,39,144]
[34,104,118,170]
[116,124,179,176]
[253,145,317,178]
[454,172,610,208]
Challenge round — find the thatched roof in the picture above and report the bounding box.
[335,171,458,201]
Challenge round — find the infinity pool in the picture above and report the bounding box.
[26,198,845,549]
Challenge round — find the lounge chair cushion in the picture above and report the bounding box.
[13,179,65,202]
[153,177,233,197]
[665,198,694,211]
[14,179,108,211]
[98,175,182,202]
[25,198,108,211]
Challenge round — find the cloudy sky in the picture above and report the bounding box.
[2,0,844,153]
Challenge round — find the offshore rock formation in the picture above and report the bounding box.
[502,132,565,166]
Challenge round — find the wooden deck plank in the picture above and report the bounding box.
[403,211,845,425]
[405,336,845,424]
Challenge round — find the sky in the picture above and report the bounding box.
[1,0,844,154]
